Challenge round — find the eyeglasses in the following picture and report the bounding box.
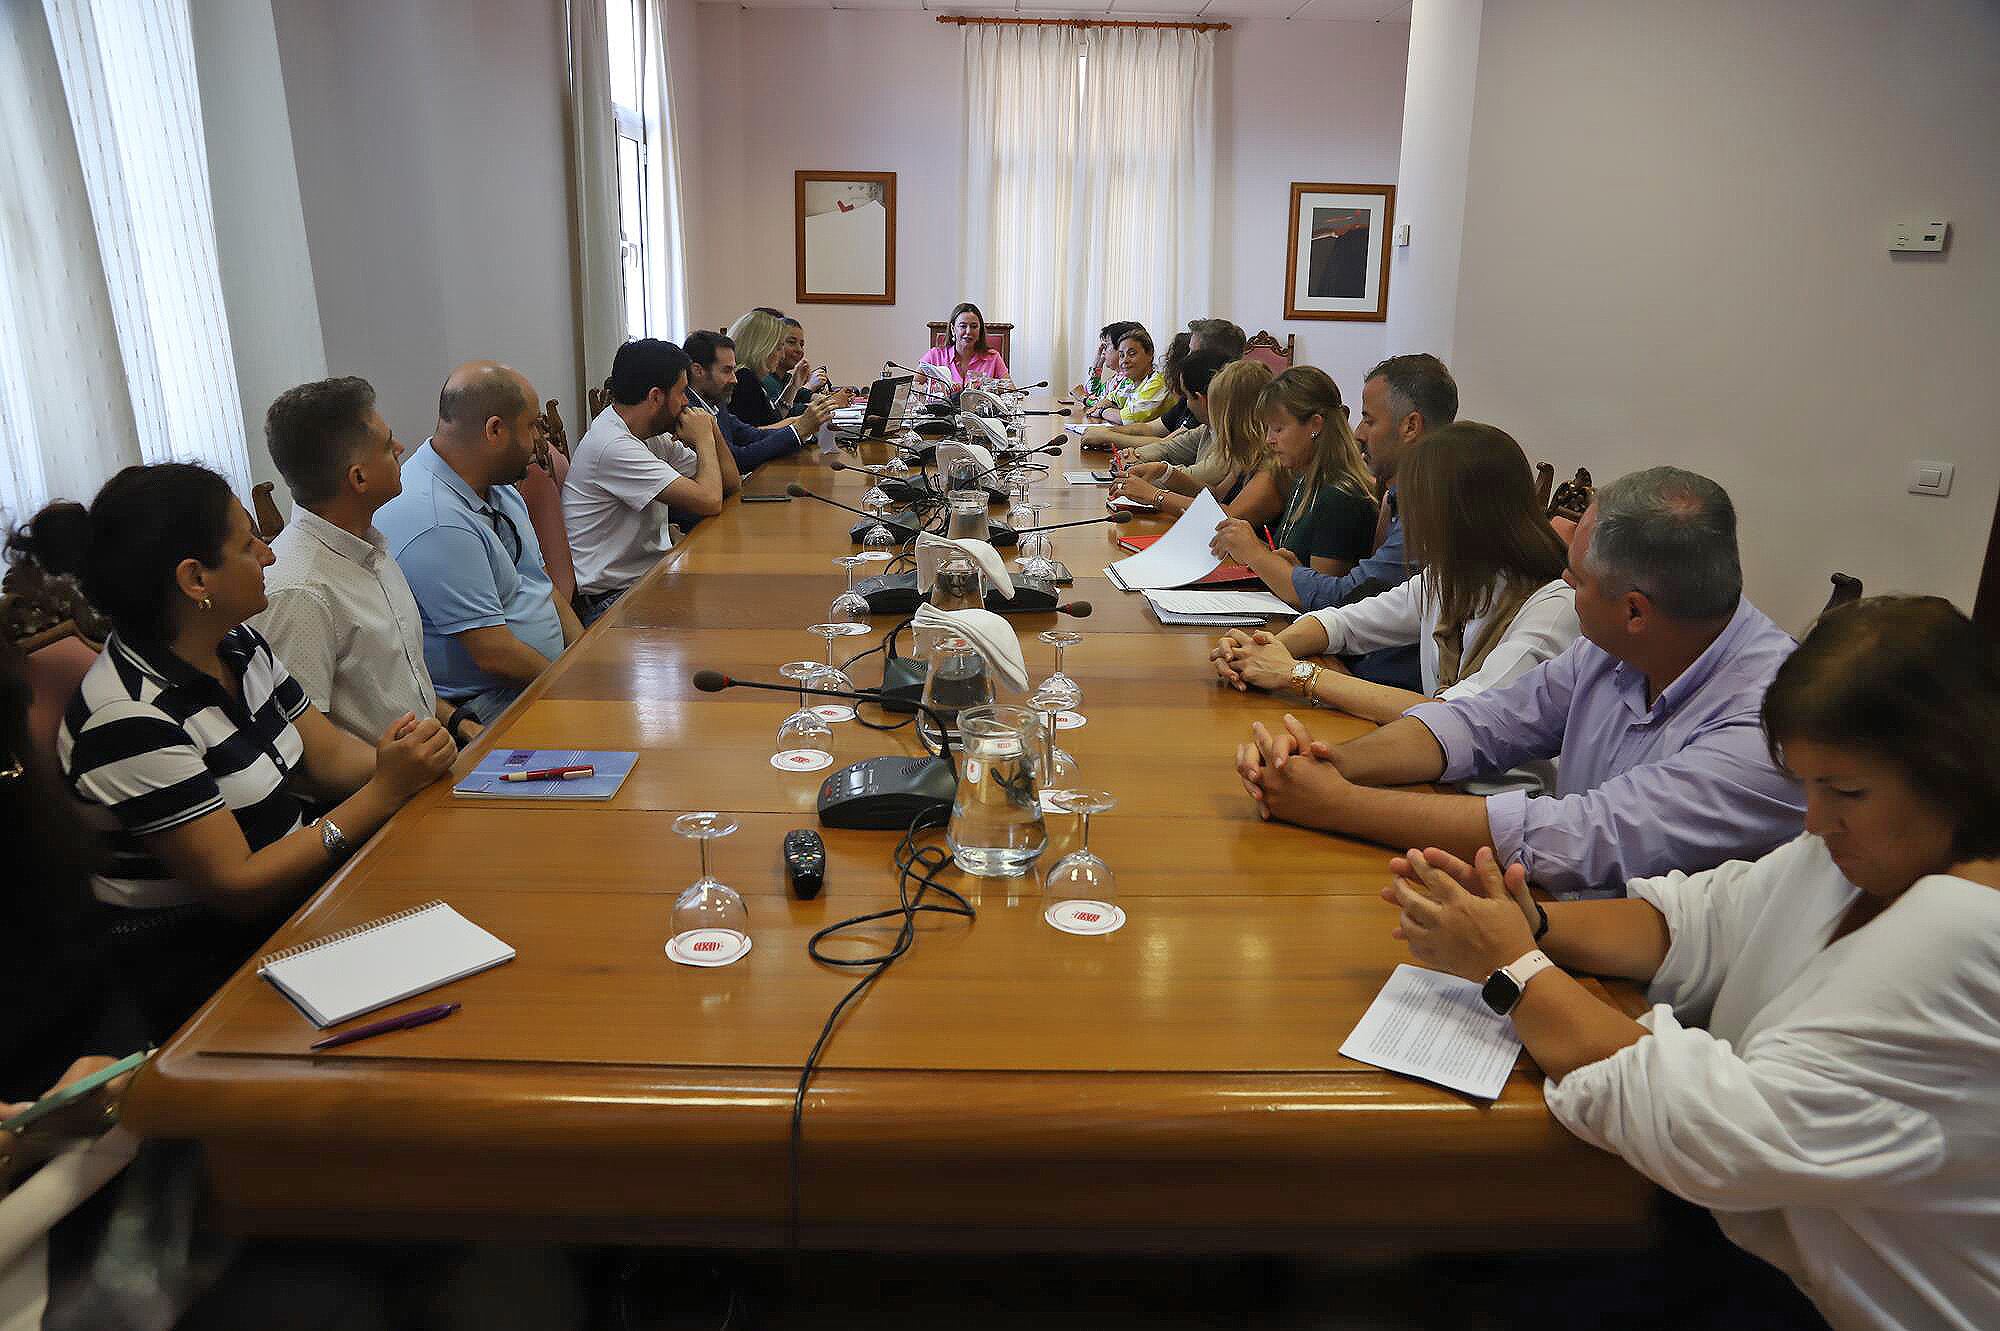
[481,505,523,564]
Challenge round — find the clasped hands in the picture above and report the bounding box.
[1233,713,1352,827]
[1384,847,1541,983]
[1210,628,1298,692]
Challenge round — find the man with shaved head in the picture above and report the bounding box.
[376,361,583,726]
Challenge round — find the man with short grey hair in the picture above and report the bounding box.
[1234,465,1805,897]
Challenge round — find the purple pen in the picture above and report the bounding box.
[310,1001,461,1051]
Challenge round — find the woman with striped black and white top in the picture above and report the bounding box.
[57,463,456,1038]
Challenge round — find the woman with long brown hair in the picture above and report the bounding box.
[1110,357,1283,523]
[1208,365,1377,605]
[1211,422,1578,723]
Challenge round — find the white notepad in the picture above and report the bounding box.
[258,900,516,1028]
[1339,964,1524,1100]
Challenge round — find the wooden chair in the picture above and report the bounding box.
[587,382,612,420]
[252,481,286,540]
[1243,330,1295,372]
[1534,462,1555,515]
[523,400,576,604]
[1547,467,1594,522]
[927,321,1014,369]
[19,620,101,774]
[1824,573,1863,613]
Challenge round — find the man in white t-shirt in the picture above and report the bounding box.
[564,339,740,624]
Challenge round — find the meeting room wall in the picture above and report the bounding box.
[265,0,583,465]
[679,11,1411,396]
[1426,0,2000,629]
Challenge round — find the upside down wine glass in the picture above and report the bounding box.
[805,624,858,723]
[1043,790,1118,933]
[828,556,874,630]
[668,812,749,963]
[774,661,834,770]
[1035,629,1083,712]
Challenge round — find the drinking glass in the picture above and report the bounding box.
[1035,630,1083,712]
[805,624,858,722]
[669,812,748,959]
[828,556,873,630]
[1043,790,1117,924]
[775,660,834,767]
[946,492,988,542]
[1028,686,1081,803]
[860,520,899,560]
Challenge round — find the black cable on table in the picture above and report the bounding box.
[786,804,970,1254]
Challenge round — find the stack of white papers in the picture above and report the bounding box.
[1339,964,1524,1100]
[1103,490,1227,590]
[1141,588,1293,627]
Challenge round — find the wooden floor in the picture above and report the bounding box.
[126,414,1654,1252]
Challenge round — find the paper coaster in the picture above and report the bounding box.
[1038,788,1076,815]
[1045,900,1126,936]
[823,623,873,637]
[1054,710,1086,730]
[666,929,753,967]
[809,704,856,723]
[854,551,895,563]
[771,749,834,772]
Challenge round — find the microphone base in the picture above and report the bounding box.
[876,655,927,714]
[857,572,1059,616]
[848,509,928,545]
[817,756,955,830]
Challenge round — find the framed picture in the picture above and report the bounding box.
[1283,182,1394,322]
[795,171,897,306]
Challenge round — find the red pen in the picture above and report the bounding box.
[1264,527,1278,551]
[311,1002,460,1051]
[500,764,595,782]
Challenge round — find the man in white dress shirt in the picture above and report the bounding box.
[564,338,740,625]
[253,376,481,749]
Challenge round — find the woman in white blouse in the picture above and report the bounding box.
[1385,596,2000,1331]
[1209,422,1577,720]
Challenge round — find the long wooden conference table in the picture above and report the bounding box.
[127,412,1655,1252]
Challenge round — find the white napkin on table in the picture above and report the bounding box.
[914,532,1015,599]
[910,604,1029,693]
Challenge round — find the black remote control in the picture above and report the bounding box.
[783,829,825,900]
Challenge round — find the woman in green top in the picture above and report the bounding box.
[1209,366,1377,607]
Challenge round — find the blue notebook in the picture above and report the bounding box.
[452,748,638,800]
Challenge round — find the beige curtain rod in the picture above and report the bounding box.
[936,15,1231,32]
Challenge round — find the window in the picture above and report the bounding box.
[608,0,650,340]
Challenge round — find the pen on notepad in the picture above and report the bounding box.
[500,764,595,782]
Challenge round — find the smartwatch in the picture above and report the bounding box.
[1480,949,1556,1016]
[447,704,478,745]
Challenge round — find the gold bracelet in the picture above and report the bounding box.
[1301,663,1324,703]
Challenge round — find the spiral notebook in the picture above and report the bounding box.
[258,900,515,1028]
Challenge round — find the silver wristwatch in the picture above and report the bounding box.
[318,816,352,860]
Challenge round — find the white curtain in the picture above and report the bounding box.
[0,0,251,527]
[638,0,691,344]
[960,24,1215,390]
[567,0,625,402]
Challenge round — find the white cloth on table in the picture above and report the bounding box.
[1544,834,2000,1331]
[910,604,1028,692]
[914,532,1014,599]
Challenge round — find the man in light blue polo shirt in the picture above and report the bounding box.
[376,361,580,725]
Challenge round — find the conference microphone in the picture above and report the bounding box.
[787,482,930,545]
[692,670,958,830]
[1012,511,1134,535]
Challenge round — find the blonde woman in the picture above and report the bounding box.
[1111,357,1282,525]
[725,309,789,426]
[1209,366,1376,607]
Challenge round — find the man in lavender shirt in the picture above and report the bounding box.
[1236,467,1804,897]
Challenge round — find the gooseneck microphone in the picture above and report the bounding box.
[693,670,957,766]
[786,482,900,522]
[1012,511,1134,534]
[1055,601,1093,618]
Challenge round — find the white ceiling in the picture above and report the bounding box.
[695,0,1410,21]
